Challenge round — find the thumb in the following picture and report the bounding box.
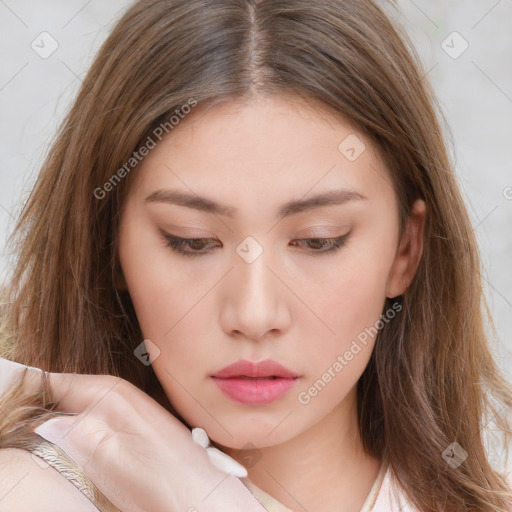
[206,446,248,478]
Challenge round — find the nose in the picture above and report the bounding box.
[219,242,292,342]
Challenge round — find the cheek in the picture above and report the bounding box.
[296,236,397,394]
[118,213,208,342]
[118,219,218,404]
[122,255,214,388]
[305,247,393,350]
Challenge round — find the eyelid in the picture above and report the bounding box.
[161,230,351,259]
[167,234,349,241]
[161,231,348,241]
[293,221,352,235]
[158,227,216,239]
[298,230,349,238]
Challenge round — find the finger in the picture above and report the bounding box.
[0,355,90,411]
[47,372,125,413]
[191,427,248,478]
[206,446,248,478]
[47,372,195,448]
[0,356,45,395]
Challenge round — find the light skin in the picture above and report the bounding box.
[116,93,426,512]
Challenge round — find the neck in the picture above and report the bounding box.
[220,388,383,512]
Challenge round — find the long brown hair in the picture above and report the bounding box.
[1,0,511,510]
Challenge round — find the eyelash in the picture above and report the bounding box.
[162,233,349,258]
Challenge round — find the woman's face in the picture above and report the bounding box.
[117,94,424,449]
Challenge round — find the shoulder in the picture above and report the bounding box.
[0,447,99,512]
[371,463,416,512]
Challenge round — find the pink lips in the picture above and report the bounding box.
[211,359,300,406]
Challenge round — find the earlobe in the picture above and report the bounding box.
[386,199,427,298]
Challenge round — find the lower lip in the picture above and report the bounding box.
[211,376,299,406]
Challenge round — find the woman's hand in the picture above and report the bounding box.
[0,358,267,512]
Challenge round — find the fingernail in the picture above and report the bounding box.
[191,427,210,448]
[206,446,248,478]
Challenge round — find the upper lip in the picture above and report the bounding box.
[211,359,300,379]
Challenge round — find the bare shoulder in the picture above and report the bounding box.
[0,447,99,512]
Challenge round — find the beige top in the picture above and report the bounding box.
[21,431,388,512]
[241,457,389,512]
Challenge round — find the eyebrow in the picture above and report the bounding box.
[145,188,367,219]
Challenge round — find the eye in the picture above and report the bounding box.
[163,234,220,258]
[162,233,349,258]
[289,235,348,256]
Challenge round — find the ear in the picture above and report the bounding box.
[386,199,426,298]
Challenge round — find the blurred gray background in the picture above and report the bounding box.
[0,1,511,381]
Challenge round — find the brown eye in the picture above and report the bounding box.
[162,232,349,258]
[289,235,348,256]
[163,234,221,257]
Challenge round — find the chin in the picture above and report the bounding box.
[202,418,300,451]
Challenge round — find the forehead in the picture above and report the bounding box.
[129,94,394,213]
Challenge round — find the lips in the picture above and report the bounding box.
[211,359,301,406]
[211,359,300,379]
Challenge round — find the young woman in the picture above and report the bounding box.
[0,0,511,511]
